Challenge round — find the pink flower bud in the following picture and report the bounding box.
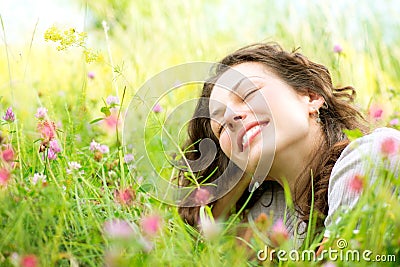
[0,168,11,186]
[269,219,289,247]
[194,188,211,206]
[88,71,95,79]
[152,103,163,113]
[2,147,14,162]
[103,219,135,239]
[140,214,162,236]
[380,137,399,156]
[3,107,15,122]
[20,254,38,267]
[368,105,384,120]
[115,188,136,205]
[389,118,399,126]
[333,44,343,53]
[348,174,364,193]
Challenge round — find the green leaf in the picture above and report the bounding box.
[343,128,364,142]
[34,138,42,144]
[100,107,111,117]
[90,117,104,124]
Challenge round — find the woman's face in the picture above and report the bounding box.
[209,62,318,180]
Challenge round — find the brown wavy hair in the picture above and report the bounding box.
[178,42,368,229]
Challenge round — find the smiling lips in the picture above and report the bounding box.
[237,121,269,152]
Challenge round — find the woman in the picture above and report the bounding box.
[177,42,400,247]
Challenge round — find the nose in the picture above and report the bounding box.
[224,106,247,131]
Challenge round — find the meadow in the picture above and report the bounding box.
[0,0,400,266]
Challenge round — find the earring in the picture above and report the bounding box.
[312,107,321,123]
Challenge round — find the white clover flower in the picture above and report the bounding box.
[99,144,109,154]
[35,107,48,120]
[90,140,100,152]
[32,173,47,185]
[106,95,120,107]
[124,153,135,164]
[108,170,117,178]
[89,140,109,154]
[66,161,84,175]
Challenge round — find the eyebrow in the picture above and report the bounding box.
[231,76,249,93]
[227,75,263,93]
[210,75,263,117]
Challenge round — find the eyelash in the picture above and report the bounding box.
[216,88,259,136]
[243,89,258,99]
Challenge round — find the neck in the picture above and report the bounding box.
[268,125,324,198]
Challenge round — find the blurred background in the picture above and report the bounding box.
[1,0,400,126]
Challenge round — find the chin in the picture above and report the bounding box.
[230,142,274,175]
[237,152,263,175]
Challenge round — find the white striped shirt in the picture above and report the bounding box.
[248,127,400,247]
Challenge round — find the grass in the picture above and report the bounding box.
[0,0,400,266]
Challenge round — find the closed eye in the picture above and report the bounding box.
[243,88,259,100]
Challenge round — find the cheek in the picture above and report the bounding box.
[269,96,309,126]
[219,132,233,157]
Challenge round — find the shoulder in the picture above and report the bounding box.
[324,127,400,235]
[344,127,400,152]
[332,127,400,177]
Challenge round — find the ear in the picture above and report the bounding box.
[306,91,325,113]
